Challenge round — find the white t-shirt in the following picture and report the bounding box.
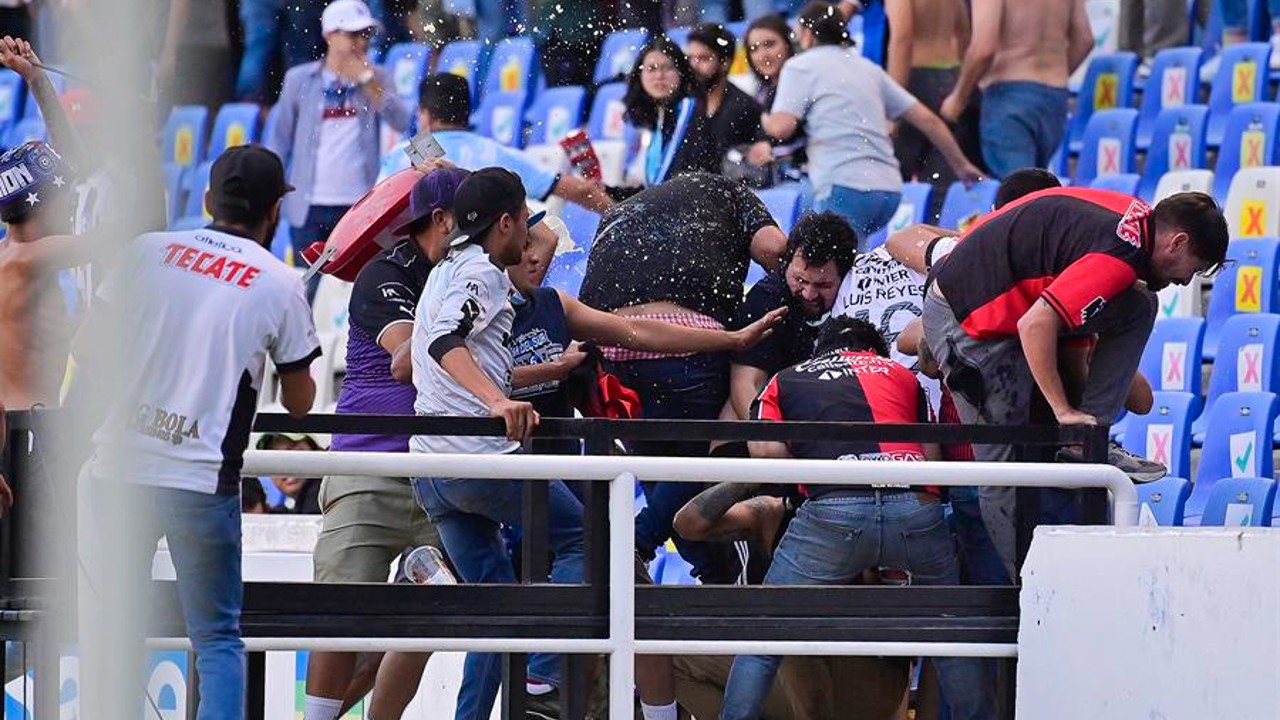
[89,227,321,494]
[832,247,941,411]
[311,71,370,206]
[410,242,520,456]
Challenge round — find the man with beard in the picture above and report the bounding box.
[686,23,763,161]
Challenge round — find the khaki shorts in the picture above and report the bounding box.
[313,475,442,583]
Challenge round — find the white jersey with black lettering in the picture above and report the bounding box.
[410,242,518,456]
[89,226,321,495]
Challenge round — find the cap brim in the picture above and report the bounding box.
[391,211,429,238]
[527,210,547,227]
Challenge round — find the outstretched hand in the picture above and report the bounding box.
[732,307,789,351]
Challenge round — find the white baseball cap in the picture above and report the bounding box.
[321,0,382,35]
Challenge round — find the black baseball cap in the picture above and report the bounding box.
[209,144,294,219]
[450,167,546,247]
[391,166,471,237]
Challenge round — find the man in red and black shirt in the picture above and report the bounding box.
[721,317,995,720]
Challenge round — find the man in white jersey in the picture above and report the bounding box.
[409,167,585,717]
[74,145,320,720]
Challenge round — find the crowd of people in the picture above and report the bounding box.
[0,0,1245,719]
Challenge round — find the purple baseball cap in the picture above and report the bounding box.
[391,166,472,237]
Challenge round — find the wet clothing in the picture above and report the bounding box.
[706,82,764,155]
[732,272,824,377]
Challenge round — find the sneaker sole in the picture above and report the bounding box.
[1125,468,1167,484]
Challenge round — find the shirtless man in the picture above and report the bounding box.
[939,0,1094,178]
[0,141,81,409]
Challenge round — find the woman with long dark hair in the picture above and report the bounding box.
[622,35,720,185]
[744,14,801,168]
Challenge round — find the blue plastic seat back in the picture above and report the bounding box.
[667,27,692,50]
[4,117,45,148]
[1190,391,1279,518]
[1213,102,1280,199]
[206,103,261,161]
[162,105,209,171]
[1067,52,1139,154]
[1205,42,1270,147]
[587,82,629,141]
[544,247,590,297]
[525,85,586,145]
[1136,46,1204,149]
[1137,317,1207,399]
[595,29,649,85]
[1122,392,1196,480]
[866,182,932,249]
[1076,109,1140,185]
[382,42,432,107]
[436,40,485,105]
[483,37,538,104]
[1136,476,1192,526]
[938,179,999,231]
[473,90,528,148]
[1202,241,1280,359]
[0,70,24,136]
[756,185,804,235]
[1201,476,1276,526]
[1089,173,1141,195]
[182,160,214,219]
[1137,104,1209,201]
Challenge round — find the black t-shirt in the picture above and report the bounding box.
[510,287,580,455]
[707,83,764,154]
[579,173,777,326]
[732,272,824,376]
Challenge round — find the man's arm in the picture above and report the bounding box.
[278,369,317,419]
[954,0,972,57]
[885,0,915,88]
[552,174,615,213]
[436,345,539,440]
[760,111,800,142]
[729,364,769,420]
[1017,300,1095,425]
[1066,0,1095,74]
[365,67,413,133]
[562,293,786,354]
[940,0,1002,121]
[673,481,767,542]
[0,38,81,167]
[379,323,414,385]
[898,103,983,183]
[885,223,958,274]
[749,225,787,271]
[0,402,10,516]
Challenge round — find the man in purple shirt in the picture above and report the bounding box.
[303,167,469,720]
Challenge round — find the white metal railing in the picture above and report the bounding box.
[167,451,1138,716]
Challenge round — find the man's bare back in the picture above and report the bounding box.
[0,239,74,408]
[897,0,969,69]
[981,0,1093,89]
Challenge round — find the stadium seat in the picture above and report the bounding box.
[1192,312,1280,443]
[473,90,528,148]
[544,247,589,297]
[1205,42,1270,147]
[261,103,282,150]
[436,39,485,104]
[726,20,751,75]
[382,42,432,107]
[0,71,24,137]
[1136,46,1204,150]
[162,105,209,173]
[1090,173,1141,195]
[667,26,691,49]
[1224,166,1280,238]
[4,117,45,148]
[756,184,804,235]
[205,103,260,161]
[1136,105,1209,202]
[313,276,353,335]
[657,549,697,585]
[1136,476,1192,527]
[163,162,184,227]
[852,1,887,65]
[1121,392,1196,481]
[525,85,586,145]
[595,29,648,85]
[1212,103,1280,200]
[180,160,214,221]
[938,179,999,231]
[560,203,601,253]
[483,37,538,103]
[1067,52,1139,155]
[1201,242,1280,359]
[1189,390,1278,520]
[587,82,629,141]
[1047,138,1070,184]
[865,182,932,250]
[1200,476,1276,526]
[1075,109,1139,184]
[1152,168,1215,202]
[1138,317,1207,399]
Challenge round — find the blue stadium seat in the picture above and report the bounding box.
[938,179,999,231]
[261,103,282,151]
[1136,46,1204,150]
[525,85,586,145]
[544,247,589,297]
[162,105,209,172]
[1136,476,1192,527]
[1189,391,1278,520]
[866,182,932,249]
[657,549,697,585]
[382,42,432,107]
[560,203,601,253]
[169,215,207,231]
[0,71,24,137]
[4,117,44,148]
[595,29,648,85]
[1192,312,1280,444]
[473,90,528,148]
[483,37,538,103]
[756,184,804,235]
[1205,42,1270,147]
[436,39,485,104]
[1202,241,1280,360]
[181,160,213,220]
[1212,102,1280,199]
[1067,52,1139,155]
[1201,476,1276,526]
[853,1,887,64]
[1138,317,1207,399]
[163,162,184,227]
[1090,173,1141,195]
[205,103,260,161]
[270,220,292,262]
[1137,105,1209,201]
[587,82,629,141]
[1122,392,1196,480]
[1075,109,1139,184]
[667,26,692,49]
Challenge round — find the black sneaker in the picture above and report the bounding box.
[1056,442,1167,483]
[527,688,561,720]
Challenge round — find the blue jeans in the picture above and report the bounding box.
[947,487,1011,586]
[814,186,902,249]
[720,492,996,720]
[608,353,729,580]
[292,204,350,302]
[979,81,1071,180]
[412,475,585,719]
[235,0,326,103]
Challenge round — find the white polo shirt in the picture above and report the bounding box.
[88,226,321,495]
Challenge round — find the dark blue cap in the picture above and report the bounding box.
[392,166,472,237]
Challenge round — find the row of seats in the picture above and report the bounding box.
[1138,474,1277,527]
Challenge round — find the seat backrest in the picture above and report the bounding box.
[1203,311,1280,408]
[755,185,804,235]
[1089,173,1141,195]
[543,247,589,297]
[587,82,629,141]
[483,37,538,101]
[726,20,752,74]
[162,105,209,171]
[382,42,432,106]
[1122,392,1196,480]
[667,26,691,50]
[595,29,649,85]
[1213,103,1280,199]
[1224,166,1280,238]
[1138,105,1209,201]
[1136,476,1192,526]
[1152,168,1215,202]
[1206,42,1271,146]
[1194,391,1278,491]
[1066,52,1139,152]
[0,70,24,133]
[473,90,528,148]
[938,179,1000,231]
[559,203,601,254]
[206,103,261,161]
[525,85,586,145]
[1202,243,1280,358]
[182,160,214,219]
[1137,317,1207,398]
[1201,476,1277,526]
[435,39,484,104]
[162,162,184,227]
[1136,46,1204,149]
[4,117,45,148]
[1075,108,1139,184]
[865,182,932,249]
